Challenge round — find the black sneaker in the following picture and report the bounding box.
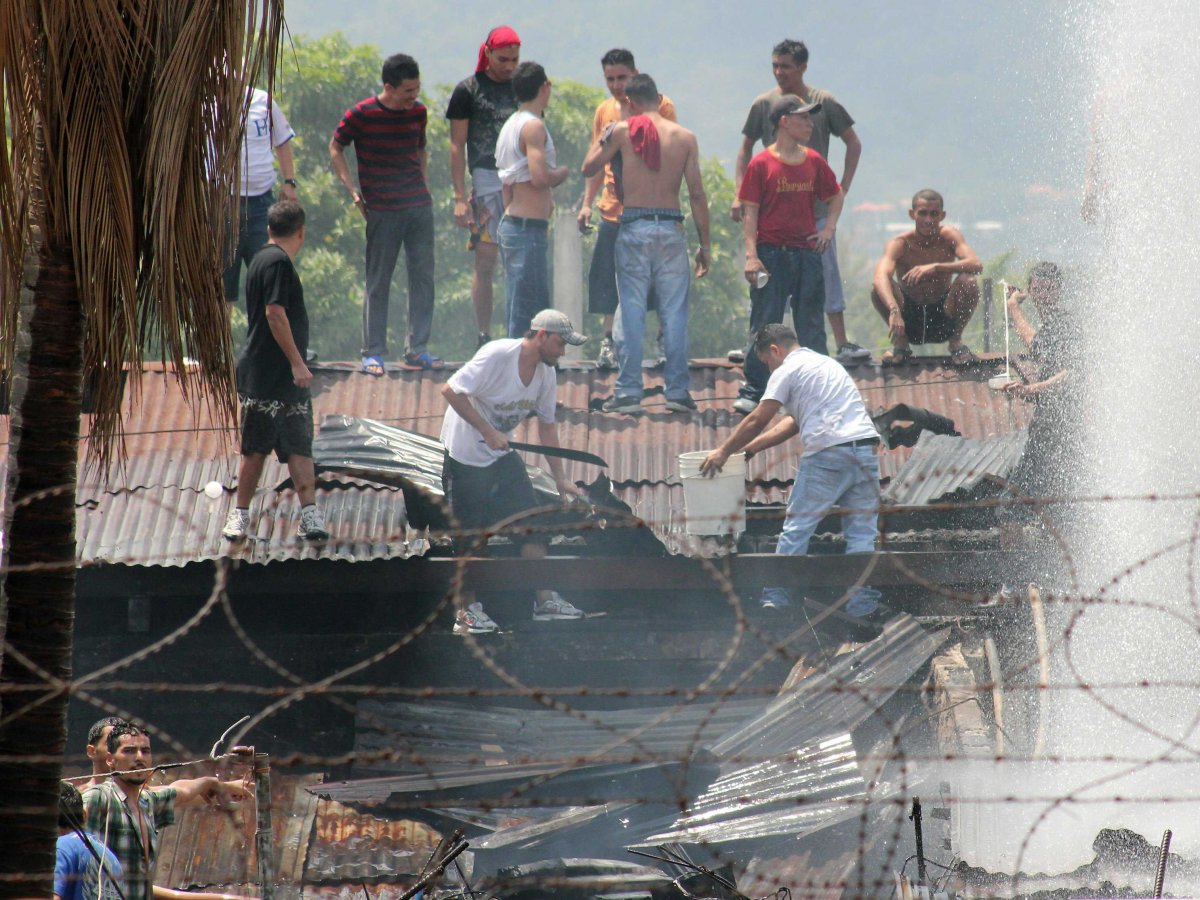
[665,394,697,413]
[477,332,491,350]
[601,395,643,415]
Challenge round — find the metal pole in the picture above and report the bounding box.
[553,209,584,362]
[982,277,993,352]
[255,753,274,900]
[1153,829,1172,898]
[910,797,927,886]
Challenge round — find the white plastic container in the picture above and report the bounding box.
[677,451,746,536]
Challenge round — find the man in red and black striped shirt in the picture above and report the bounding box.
[331,53,441,374]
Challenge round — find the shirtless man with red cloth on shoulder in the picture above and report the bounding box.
[581,74,710,416]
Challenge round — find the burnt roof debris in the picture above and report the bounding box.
[313,415,667,556]
[710,616,947,761]
[309,614,947,861]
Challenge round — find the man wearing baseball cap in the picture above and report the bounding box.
[732,39,868,369]
[440,308,589,634]
[733,94,843,414]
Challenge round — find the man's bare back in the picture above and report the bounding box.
[615,113,696,209]
[581,75,709,276]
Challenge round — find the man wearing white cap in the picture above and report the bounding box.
[440,309,590,633]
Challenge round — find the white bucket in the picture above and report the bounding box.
[677,451,746,536]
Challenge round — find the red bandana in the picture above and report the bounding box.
[627,115,661,171]
[476,26,521,74]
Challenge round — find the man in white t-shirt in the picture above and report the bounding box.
[700,323,883,615]
[223,88,298,303]
[440,309,590,633]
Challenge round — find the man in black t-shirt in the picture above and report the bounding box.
[446,26,520,347]
[223,200,330,542]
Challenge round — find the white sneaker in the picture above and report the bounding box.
[836,342,872,365]
[297,505,330,540]
[596,336,617,370]
[222,508,249,541]
[454,602,499,634]
[732,397,758,415]
[533,592,585,621]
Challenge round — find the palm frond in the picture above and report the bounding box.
[0,0,284,468]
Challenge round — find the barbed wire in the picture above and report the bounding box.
[2,472,1199,900]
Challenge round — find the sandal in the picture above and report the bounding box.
[881,346,914,366]
[361,355,386,377]
[403,351,446,371]
[949,345,979,367]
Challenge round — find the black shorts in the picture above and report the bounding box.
[587,218,658,316]
[441,450,539,539]
[901,295,954,344]
[239,395,314,462]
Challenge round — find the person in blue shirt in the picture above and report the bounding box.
[56,781,125,900]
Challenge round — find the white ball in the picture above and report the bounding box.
[203,481,224,500]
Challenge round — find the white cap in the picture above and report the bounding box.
[529,309,588,345]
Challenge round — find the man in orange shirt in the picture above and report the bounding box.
[577,49,676,369]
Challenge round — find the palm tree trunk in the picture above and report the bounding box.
[0,239,82,896]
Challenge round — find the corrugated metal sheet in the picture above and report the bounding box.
[307,798,442,882]
[1,355,1026,565]
[710,616,947,762]
[348,697,761,776]
[882,429,1029,505]
[151,769,450,891]
[155,772,320,892]
[634,732,866,846]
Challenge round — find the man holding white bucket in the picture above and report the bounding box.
[699,324,882,614]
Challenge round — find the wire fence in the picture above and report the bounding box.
[3,392,1200,900]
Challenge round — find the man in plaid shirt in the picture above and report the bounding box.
[82,724,248,900]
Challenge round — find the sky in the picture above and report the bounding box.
[281,0,1098,261]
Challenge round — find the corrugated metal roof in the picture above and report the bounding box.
[9,354,1024,481]
[73,456,425,567]
[1,355,1027,566]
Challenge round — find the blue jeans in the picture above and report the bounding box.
[762,443,881,615]
[613,218,691,400]
[498,215,550,337]
[739,244,826,402]
[362,204,435,358]
[223,191,273,301]
[816,218,846,314]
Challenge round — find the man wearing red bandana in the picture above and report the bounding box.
[447,26,521,349]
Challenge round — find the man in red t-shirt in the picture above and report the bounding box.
[733,94,844,411]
